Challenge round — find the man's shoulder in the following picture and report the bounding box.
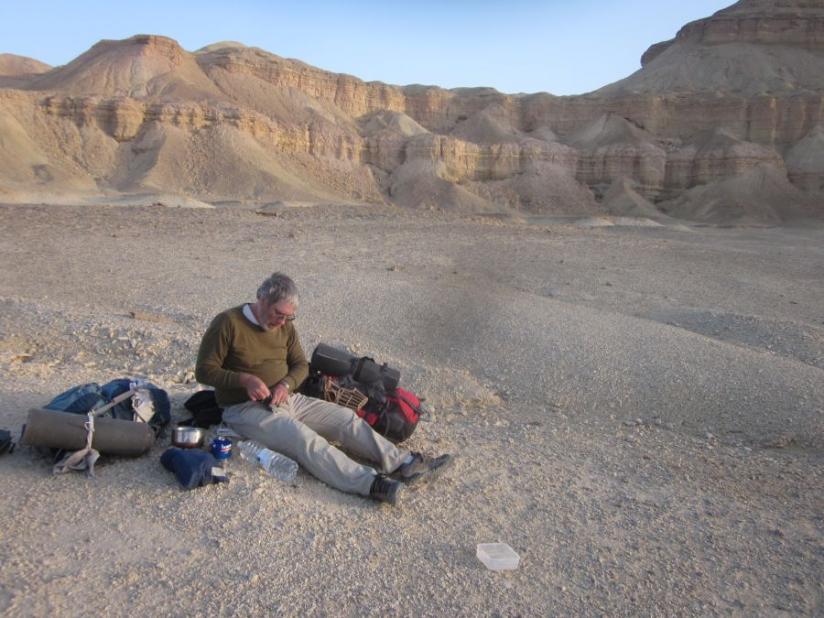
[210,306,245,328]
[224,305,246,319]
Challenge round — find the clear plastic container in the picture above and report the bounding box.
[477,543,520,571]
[237,440,299,485]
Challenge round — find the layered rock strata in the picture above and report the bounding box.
[0,1,823,221]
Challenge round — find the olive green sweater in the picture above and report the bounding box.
[195,305,309,407]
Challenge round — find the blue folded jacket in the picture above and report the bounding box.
[161,447,228,490]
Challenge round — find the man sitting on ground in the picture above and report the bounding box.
[195,272,450,505]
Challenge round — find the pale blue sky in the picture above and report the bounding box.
[1,1,730,95]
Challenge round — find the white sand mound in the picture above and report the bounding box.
[698,129,786,174]
[526,126,560,143]
[601,177,662,217]
[567,113,659,149]
[469,162,599,215]
[450,103,523,144]
[388,158,497,211]
[360,110,428,137]
[658,164,818,224]
[696,128,782,160]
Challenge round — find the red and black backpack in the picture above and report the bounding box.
[300,344,422,443]
[358,386,421,444]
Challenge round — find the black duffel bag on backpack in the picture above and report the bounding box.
[309,343,400,392]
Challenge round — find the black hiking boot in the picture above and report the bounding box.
[394,452,453,484]
[369,475,402,506]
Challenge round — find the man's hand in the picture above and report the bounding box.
[239,373,271,403]
[270,382,290,407]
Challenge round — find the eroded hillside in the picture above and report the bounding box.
[1,0,822,222]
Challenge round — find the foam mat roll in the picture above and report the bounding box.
[21,408,155,456]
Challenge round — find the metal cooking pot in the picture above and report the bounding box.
[171,425,204,448]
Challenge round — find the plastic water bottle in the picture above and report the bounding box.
[237,440,299,485]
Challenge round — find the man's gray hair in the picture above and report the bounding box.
[257,272,299,307]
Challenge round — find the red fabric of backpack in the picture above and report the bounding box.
[357,386,421,443]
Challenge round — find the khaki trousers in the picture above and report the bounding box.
[223,393,409,496]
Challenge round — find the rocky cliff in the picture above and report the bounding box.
[0,1,822,222]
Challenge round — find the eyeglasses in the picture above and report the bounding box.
[272,309,297,322]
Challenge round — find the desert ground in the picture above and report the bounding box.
[0,202,822,616]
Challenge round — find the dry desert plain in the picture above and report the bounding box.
[0,202,822,616]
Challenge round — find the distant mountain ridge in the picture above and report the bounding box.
[0,0,822,223]
[0,53,51,77]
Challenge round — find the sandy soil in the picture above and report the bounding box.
[0,203,822,616]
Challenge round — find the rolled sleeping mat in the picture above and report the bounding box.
[310,343,401,391]
[20,408,155,456]
[351,357,400,391]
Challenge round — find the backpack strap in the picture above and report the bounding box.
[53,412,100,478]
